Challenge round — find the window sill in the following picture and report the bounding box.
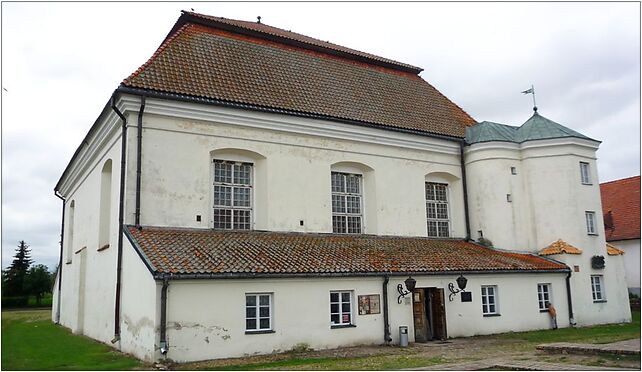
[331,324,356,329]
[97,244,110,252]
[582,183,593,186]
[588,233,599,236]
[65,260,72,265]
[245,330,275,335]
[593,300,607,303]
[483,313,501,317]
[539,309,550,313]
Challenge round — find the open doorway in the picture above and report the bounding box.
[412,287,447,342]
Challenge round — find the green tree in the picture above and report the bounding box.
[26,264,52,305]
[4,241,33,296]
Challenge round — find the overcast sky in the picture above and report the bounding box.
[2,2,640,269]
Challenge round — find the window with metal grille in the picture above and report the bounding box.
[481,285,499,315]
[331,172,363,234]
[537,283,552,311]
[426,182,450,237]
[245,293,272,331]
[330,291,353,326]
[213,160,252,230]
[591,275,605,302]
[580,162,591,185]
[585,211,597,235]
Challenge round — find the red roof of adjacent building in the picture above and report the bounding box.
[600,175,641,241]
[125,226,567,278]
[121,11,476,138]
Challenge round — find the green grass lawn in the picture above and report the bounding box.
[2,309,639,371]
[493,310,640,345]
[1,310,143,370]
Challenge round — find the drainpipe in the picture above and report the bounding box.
[135,96,146,228]
[159,277,170,356]
[54,191,66,324]
[111,95,127,342]
[459,140,471,241]
[565,271,576,326]
[382,275,392,345]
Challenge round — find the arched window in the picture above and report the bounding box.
[425,172,460,238]
[330,162,376,234]
[210,149,266,230]
[98,160,112,250]
[66,200,75,263]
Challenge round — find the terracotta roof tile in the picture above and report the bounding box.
[600,175,641,241]
[126,226,567,277]
[606,243,625,256]
[122,13,476,138]
[538,239,583,256]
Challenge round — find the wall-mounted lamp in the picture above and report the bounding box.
[448,274,468,302]
[397,276,416,304]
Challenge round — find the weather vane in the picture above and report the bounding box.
[521,84,537,112]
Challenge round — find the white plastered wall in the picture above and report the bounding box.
[119,237,159,361]
[610,239,641,294]
[465,139,631,327]
[162,273,568,363]
[54,120,123,344]
[121,96,467,239]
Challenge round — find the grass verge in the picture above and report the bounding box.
[2,310,142,370]
[492,310,640,345]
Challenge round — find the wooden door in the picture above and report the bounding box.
[412,289,428,342]
[430,288,447,340]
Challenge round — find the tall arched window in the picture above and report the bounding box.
[66,200,75,263]
[98,159,112,250]
[330,162,376,234]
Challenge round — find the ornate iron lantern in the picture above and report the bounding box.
[448,274,468,302]
[397,276,416,304]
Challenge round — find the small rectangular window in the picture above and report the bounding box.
[537,283,552,311]
[213,160,253,230]
[245,293,272,332]
[585,211,597,235]
[510,167,517,175]
[330,291,353,326]
[331,173,363,234]
[591,275,605,302]
[426,183,450,237]
[481,285,499,315]
[580,162,591,185]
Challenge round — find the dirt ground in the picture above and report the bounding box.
[177,336,641,370]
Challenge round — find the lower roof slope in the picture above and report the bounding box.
[126,226,567,278]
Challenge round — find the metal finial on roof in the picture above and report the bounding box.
[521,84,538,113]
[257,16,261,24]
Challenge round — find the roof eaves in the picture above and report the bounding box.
[116,85,466,142]
[124,225,158,275]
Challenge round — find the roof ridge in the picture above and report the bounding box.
[180,10,423,74]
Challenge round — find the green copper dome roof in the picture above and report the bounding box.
[466,112,598,144]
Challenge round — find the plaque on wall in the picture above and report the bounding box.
[461,291,472,302]
[358,294,381,315]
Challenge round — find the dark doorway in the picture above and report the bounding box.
[412,287,447,342]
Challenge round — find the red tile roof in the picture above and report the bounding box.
[122,12,476,138]
[600,175,641,241]
[125,226,568,278]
